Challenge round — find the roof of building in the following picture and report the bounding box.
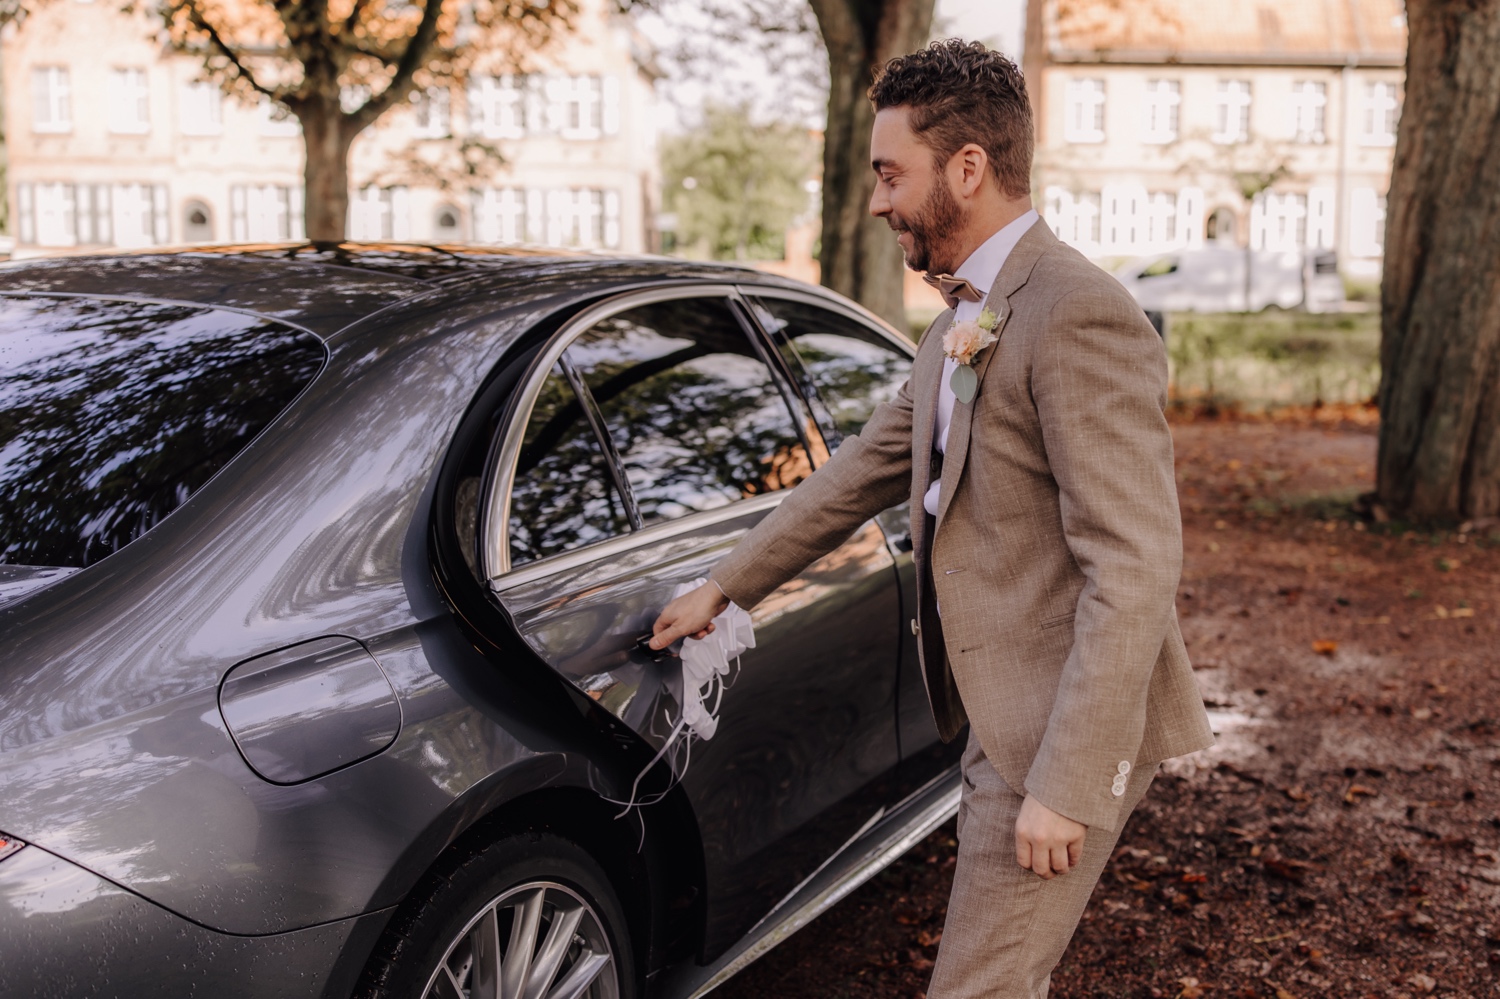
[1041,0,1406,66]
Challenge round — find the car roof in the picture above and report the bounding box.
[0,242,803,339]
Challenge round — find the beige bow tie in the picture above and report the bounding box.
[923,272,983,309]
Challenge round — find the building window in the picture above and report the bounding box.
[1251,191,1308,251]
[1350,187,1388,256]
[1307,187,1335,249]
[434,203,464,241]
[184,200,214,242]
[180,81,224,136]
[413,87,452,138]
[470,75,528,139]
[1361,81,1400,146]
[348,186,410,241]
[32,66,72,133]
[471,187,528,243]
[550,75,603,139]
[108,68,151,134]
[15,181,167,247]
[1213,80,1251,144]
[1291,81,1326,143]
[229,185,305,240]
[471,187,620,248]
[1044,187,1102,253]
[1064,78,1105,144]
[1141,79,1179,144]
[257,99,301,137]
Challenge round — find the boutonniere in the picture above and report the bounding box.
[942,305,1000,404]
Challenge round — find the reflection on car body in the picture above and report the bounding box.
[0,243,961,999]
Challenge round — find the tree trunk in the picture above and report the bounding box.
[1377,0,1500,522]
[811,0,935,331]
[298,101,355,242]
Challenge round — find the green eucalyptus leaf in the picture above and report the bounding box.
[950,363,978,404]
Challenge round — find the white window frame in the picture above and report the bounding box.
[1212,80,1252,144]
[108,68,151,135]
[1291,80,1327,144]
[32,66,72,134]
[179,81,224,136]
[1141,79,1180,145]
[1063,78,1106,144]
[230,184,306,240]
[348,186,411,241]
[1360,81,1399,146]
[1251,191,1308,251]
[1307,187,1335,249]
[412,86,452,138]
[470,75,527,139]
[1349,187,1388,257]
[1044,186,1102,255]
[472,187,529,243]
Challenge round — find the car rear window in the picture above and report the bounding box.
[0,295,325,568]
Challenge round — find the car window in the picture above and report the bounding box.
[564,297,811,527]
[749,297,912,448]
[508,366,632,566]
[0,295,324,569]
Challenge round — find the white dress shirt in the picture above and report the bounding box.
[923,209,1039,517]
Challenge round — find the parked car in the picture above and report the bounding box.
[0,244,960,999]
[1114,245,1345,314]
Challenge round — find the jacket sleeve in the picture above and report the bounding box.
[1022,285,1184,830]
[710,368,917,610]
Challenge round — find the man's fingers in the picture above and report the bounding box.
[1014,836,1031,872]
[1049,844,1071,876]
[1067,837,1083,869]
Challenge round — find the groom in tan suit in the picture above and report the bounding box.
[652,39,1213,996]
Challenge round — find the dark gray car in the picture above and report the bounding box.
[0,244,961,999]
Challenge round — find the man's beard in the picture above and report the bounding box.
[890,177,965,274]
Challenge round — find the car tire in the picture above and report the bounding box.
[357,832,637,999]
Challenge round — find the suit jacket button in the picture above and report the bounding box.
[1118,761,1132,775]
[1111,783,1126,797]
[910,618,920,635]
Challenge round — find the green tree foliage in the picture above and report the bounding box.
[661,104,817,261]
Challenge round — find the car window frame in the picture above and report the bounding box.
[735,285,917,453]
[483,283,823,587]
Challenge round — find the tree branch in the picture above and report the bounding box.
[169,0,280,101]
[348,0,446,130]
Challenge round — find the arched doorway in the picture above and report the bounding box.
[1206,207,1237,244]
[184,200,214,243]
[434,203,464,242]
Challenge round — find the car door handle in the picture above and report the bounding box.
[634,633,679,663]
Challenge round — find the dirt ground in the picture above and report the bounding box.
[715,408,1500,999]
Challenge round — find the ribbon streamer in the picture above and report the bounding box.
[610,578,754,820]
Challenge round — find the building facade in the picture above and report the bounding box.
[1023,0,1404,279]
[3,0,660,257]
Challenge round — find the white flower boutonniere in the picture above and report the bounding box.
[942,305,1000,404]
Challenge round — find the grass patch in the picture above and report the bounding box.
[1167,311,1380,410]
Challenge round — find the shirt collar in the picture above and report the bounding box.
[952,209,1040,299]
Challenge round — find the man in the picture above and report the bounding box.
[652,39,1213,997]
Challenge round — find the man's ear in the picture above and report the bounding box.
[953,143,990,199]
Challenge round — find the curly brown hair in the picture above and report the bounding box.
[868,38,1033,199]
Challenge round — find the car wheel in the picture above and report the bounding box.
[359,832,636,999]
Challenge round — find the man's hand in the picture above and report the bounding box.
[1014,794,1087,879]
[649,581,730,650]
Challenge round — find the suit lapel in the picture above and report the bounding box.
[934,220,1059,527]
[908,306,952,560]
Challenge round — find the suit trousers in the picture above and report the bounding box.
[927,732,1157,999]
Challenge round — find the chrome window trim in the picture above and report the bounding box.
[483,281,767,583]
[491,490,785,594]
[733,284,919,360]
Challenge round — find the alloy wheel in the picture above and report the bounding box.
[421,881,619,999]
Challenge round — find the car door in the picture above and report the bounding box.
[484,287,902,956]
[743,290,960,789]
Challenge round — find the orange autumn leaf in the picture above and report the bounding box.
[1312,639,1339,656]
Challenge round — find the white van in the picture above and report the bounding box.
[1114,246,1345,314]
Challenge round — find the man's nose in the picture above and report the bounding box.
[868,183,890,219]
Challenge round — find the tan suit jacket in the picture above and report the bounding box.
[712,220,1213,831]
